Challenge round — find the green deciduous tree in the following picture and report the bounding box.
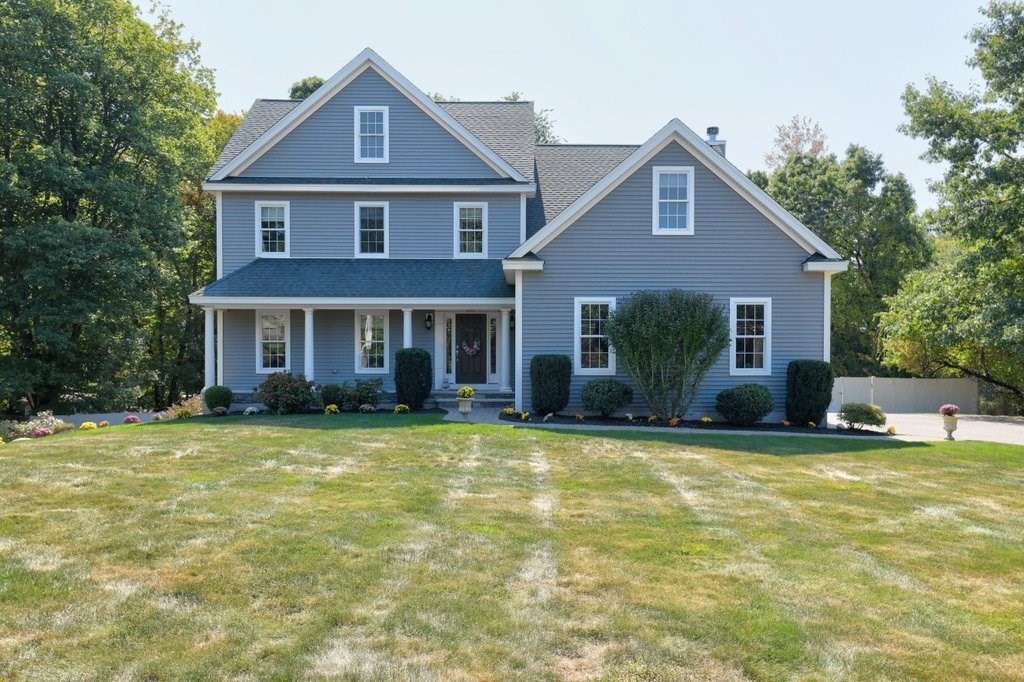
[882,1,1024,403]
[501,91,562,144]
[762,145,930,375]
[0,0,216,410]
[289,75,324,100]
[605,290,729,419]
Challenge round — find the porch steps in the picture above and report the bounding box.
[428,391,514,409]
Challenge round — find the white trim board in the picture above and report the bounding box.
[510,119,844,261]
[202,182,535,195]
[209,48,527,182]
[189,295,515,309]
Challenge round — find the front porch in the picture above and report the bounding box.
[200,303,515,396]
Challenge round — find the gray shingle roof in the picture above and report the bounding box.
[526,144,639,237]
[209,99,299,177]
[196,258,513,299]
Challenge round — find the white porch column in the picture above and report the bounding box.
[216,310,224,386]
[203,307,215,389]
[402,308,413,349]
[303,308,315,381]
[500,308,512,392]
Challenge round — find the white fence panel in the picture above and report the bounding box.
[829,377,978,413]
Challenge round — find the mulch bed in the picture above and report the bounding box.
[498,411,891,436]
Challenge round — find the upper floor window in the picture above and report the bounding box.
[574,297,616,375]
[454,202,487,258]
[354,106,389,163]
[652,166,695,235]
[730,298,772,376]
[255,201,289,257]
[256,311,290,373]
[355,201,389,258]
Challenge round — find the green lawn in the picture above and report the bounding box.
[2,415,1023,680]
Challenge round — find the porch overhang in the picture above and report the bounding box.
[501,253,544,283]
[188,295,515,310]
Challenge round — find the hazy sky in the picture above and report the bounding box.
[160,0,983,209]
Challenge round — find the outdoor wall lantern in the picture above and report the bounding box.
[510,311,515,329]
[424,312,434,330]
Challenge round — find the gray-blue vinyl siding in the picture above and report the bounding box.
[520,141,826,419]
[240,68,501,179]
[220,193,522,276]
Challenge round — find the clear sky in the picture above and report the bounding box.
[160,0,983,210]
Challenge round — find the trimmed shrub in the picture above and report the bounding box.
[716,383,774,426]
[256,372,315,414]
[838,402,887,430]
[319,384,348,410]
[395,348,432,409]
[79,421,97,430]
[353,378,384,408]
[203,385,233,411]
[605,290,729,419]
[394,404,411,414]
[530,355,572,415]
[123,415,142,424]
[581,378,634,417]
[785,360,834,426]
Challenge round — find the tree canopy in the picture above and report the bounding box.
[763,115,828,171]
[289,75,324,100]
[881,0,1024,403]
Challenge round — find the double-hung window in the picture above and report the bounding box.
[730,298,772,376]
[354,106,389,163]
[454,202,487,258]
[652,166,695,235]
[355,311,389,374]
[256,311,289,372]
[574,297,616,375]
[256,201,289,257]
[355,201,388,257]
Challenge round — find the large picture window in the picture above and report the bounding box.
[652,166,695,235]
[256,311,289,372]
[730,298,772,376]
[255,201,289,256]
[354,106,389,163]
[454,202,487,258]
[574,297,616,375]
[355,311,389,374]
[355,202,388,257]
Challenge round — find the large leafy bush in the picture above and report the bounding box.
[605,290,729,419]
[838,402,887,430]
[256,372,315,414]
[530,355,572,414]
[581,378,634,417]
[394,348,432,409]
[715,384,774,426]
[785,360,834,426]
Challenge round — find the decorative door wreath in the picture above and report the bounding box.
[460,337,482,357]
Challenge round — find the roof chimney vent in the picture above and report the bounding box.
[706,126,726,157]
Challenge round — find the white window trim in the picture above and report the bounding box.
[573,296,616,376]
[354,310,390,375]
[353,106,389,164]
[453,202,488,259]
[652,166,695,236]
[255,310,291,374]
[354,201,389,258]
[729,297,772,376]
[255,201,290,258]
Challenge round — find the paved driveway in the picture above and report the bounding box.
[830,412,1024,446]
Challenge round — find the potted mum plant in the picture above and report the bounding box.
[456,385,475,417]
[939,404,960,440]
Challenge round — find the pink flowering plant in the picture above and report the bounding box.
[939,404,960,417]
[31,427,53,438]
[123,414,142,424]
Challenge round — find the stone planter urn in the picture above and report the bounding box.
[942,415,958,440]
[456,397,473,417]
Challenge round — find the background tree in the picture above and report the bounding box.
[762,145,930,375]
[0,0,216,411]
[289,75,324,99]
[763,115,829,171]
[501,91,562,144]
[882,0,1024,407]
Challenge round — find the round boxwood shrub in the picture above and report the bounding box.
[256,372,315,414]
[786,360,834,426]
[581,378,634,417]
[395,348,432,409]
[715,383,774,426]
[203,385,233,412]
[838,402,887,430]
[530,354,572,415]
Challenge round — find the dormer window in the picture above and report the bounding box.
[652,166,694,235]
[354,106,389,163]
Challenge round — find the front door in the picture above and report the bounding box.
[455,314,487,384]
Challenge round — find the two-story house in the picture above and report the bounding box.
[190,48,847,416]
